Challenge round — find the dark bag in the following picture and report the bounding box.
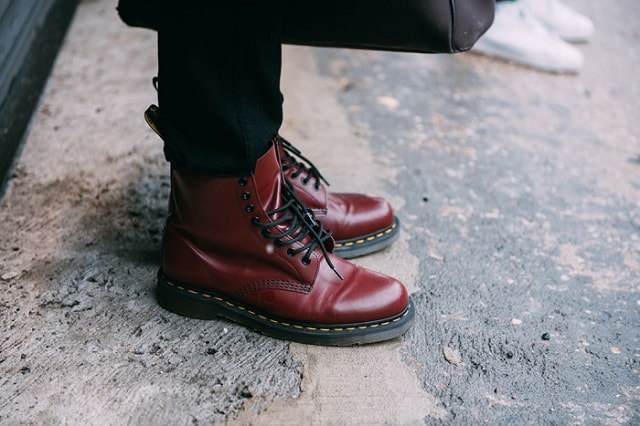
[281,0,494,53]
[117,0,494,54]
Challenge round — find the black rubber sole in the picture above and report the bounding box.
[156,270,415,346]
[332,216,400,259]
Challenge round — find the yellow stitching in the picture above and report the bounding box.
[164,280,408,333]
[338,223,397,246]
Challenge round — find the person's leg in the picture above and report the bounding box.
[134,0,400,258]
[117,0,401,258]
[156,1,284,176]
[136,2,414,345]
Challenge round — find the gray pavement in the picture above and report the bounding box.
[1,0,639,424]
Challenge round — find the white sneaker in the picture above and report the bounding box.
[524,0,594,43]
[472,1,583,73]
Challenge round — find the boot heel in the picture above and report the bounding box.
[156,271,224,320]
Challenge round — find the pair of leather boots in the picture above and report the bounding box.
[146,105,414,345]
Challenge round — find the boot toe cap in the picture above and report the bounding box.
[327,193,395,239]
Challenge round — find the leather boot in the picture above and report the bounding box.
[146,111,414,345]
[277,137,399,258]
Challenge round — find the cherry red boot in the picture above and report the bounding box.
[277,137,399,258]
[146,110,414,345]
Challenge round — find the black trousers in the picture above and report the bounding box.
[157,2,284,176]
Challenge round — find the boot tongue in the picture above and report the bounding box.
[253,144,284,214]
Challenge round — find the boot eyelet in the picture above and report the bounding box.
[239,177,248,187]
[286,248,295,257]
[245,204,255,213]
[262,229,270,237]
[241,191,251,200]
[301,257,311,266]
[251,217,260,225]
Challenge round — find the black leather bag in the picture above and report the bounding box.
[281,0,494,53]
[117,0,494,54]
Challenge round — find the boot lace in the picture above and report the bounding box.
[277,136,330,191]
[251,179,343,280]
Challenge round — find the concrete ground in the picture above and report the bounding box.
[1,0,638,424]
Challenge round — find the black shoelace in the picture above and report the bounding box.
[277,136,330,191]
[251,179,343,280]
